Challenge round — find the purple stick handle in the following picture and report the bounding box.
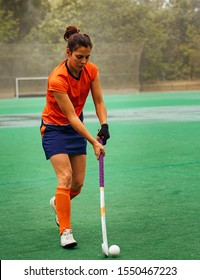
[99,139,104,188]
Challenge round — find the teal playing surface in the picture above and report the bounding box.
[0,91,200,260]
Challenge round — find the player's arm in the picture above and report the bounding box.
[91,72,110,145]
[91,72,107,124]
[53,91,105,158]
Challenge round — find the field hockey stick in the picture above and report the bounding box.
[99,139,109,256]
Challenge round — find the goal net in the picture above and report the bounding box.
[15,77,48,98]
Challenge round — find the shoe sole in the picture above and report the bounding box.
[62,242,77,249]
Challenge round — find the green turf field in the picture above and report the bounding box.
[0,91,200,260]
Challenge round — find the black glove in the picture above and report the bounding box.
[97,124,110,145]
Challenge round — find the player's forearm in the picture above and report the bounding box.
[95,102,107,125]
[68,115,97,145]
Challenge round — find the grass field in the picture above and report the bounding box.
[0,91,200,260]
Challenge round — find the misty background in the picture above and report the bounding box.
[0,0,200,98]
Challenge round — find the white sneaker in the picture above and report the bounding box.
[50,196,59,227]
[61,229,77,248]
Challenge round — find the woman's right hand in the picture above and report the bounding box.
[93,141,105,159]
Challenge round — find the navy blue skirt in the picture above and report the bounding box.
[40,116,87,160]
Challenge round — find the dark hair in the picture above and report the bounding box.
[64,25,93,52]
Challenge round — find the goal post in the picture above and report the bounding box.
[15,77,48,98]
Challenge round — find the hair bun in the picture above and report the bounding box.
[64,25,80,41]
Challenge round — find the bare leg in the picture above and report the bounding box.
[69,154,86,199]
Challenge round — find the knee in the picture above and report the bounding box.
[70,182,83,199]
[58,170,72,188]
[72,179,84,192]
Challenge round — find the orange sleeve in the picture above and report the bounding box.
[48,74,68,94]
[88,62,98,81]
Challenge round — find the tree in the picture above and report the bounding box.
[141,0,200,81]
[161,0,200,80]
[25,0,172,83]
[24,0,154,43]
[0,0,49,41]
[0,9,18,43]
[2,0,200,82]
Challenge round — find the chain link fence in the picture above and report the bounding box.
[0,43,142,98]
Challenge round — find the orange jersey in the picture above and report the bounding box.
[42,59,98,125]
